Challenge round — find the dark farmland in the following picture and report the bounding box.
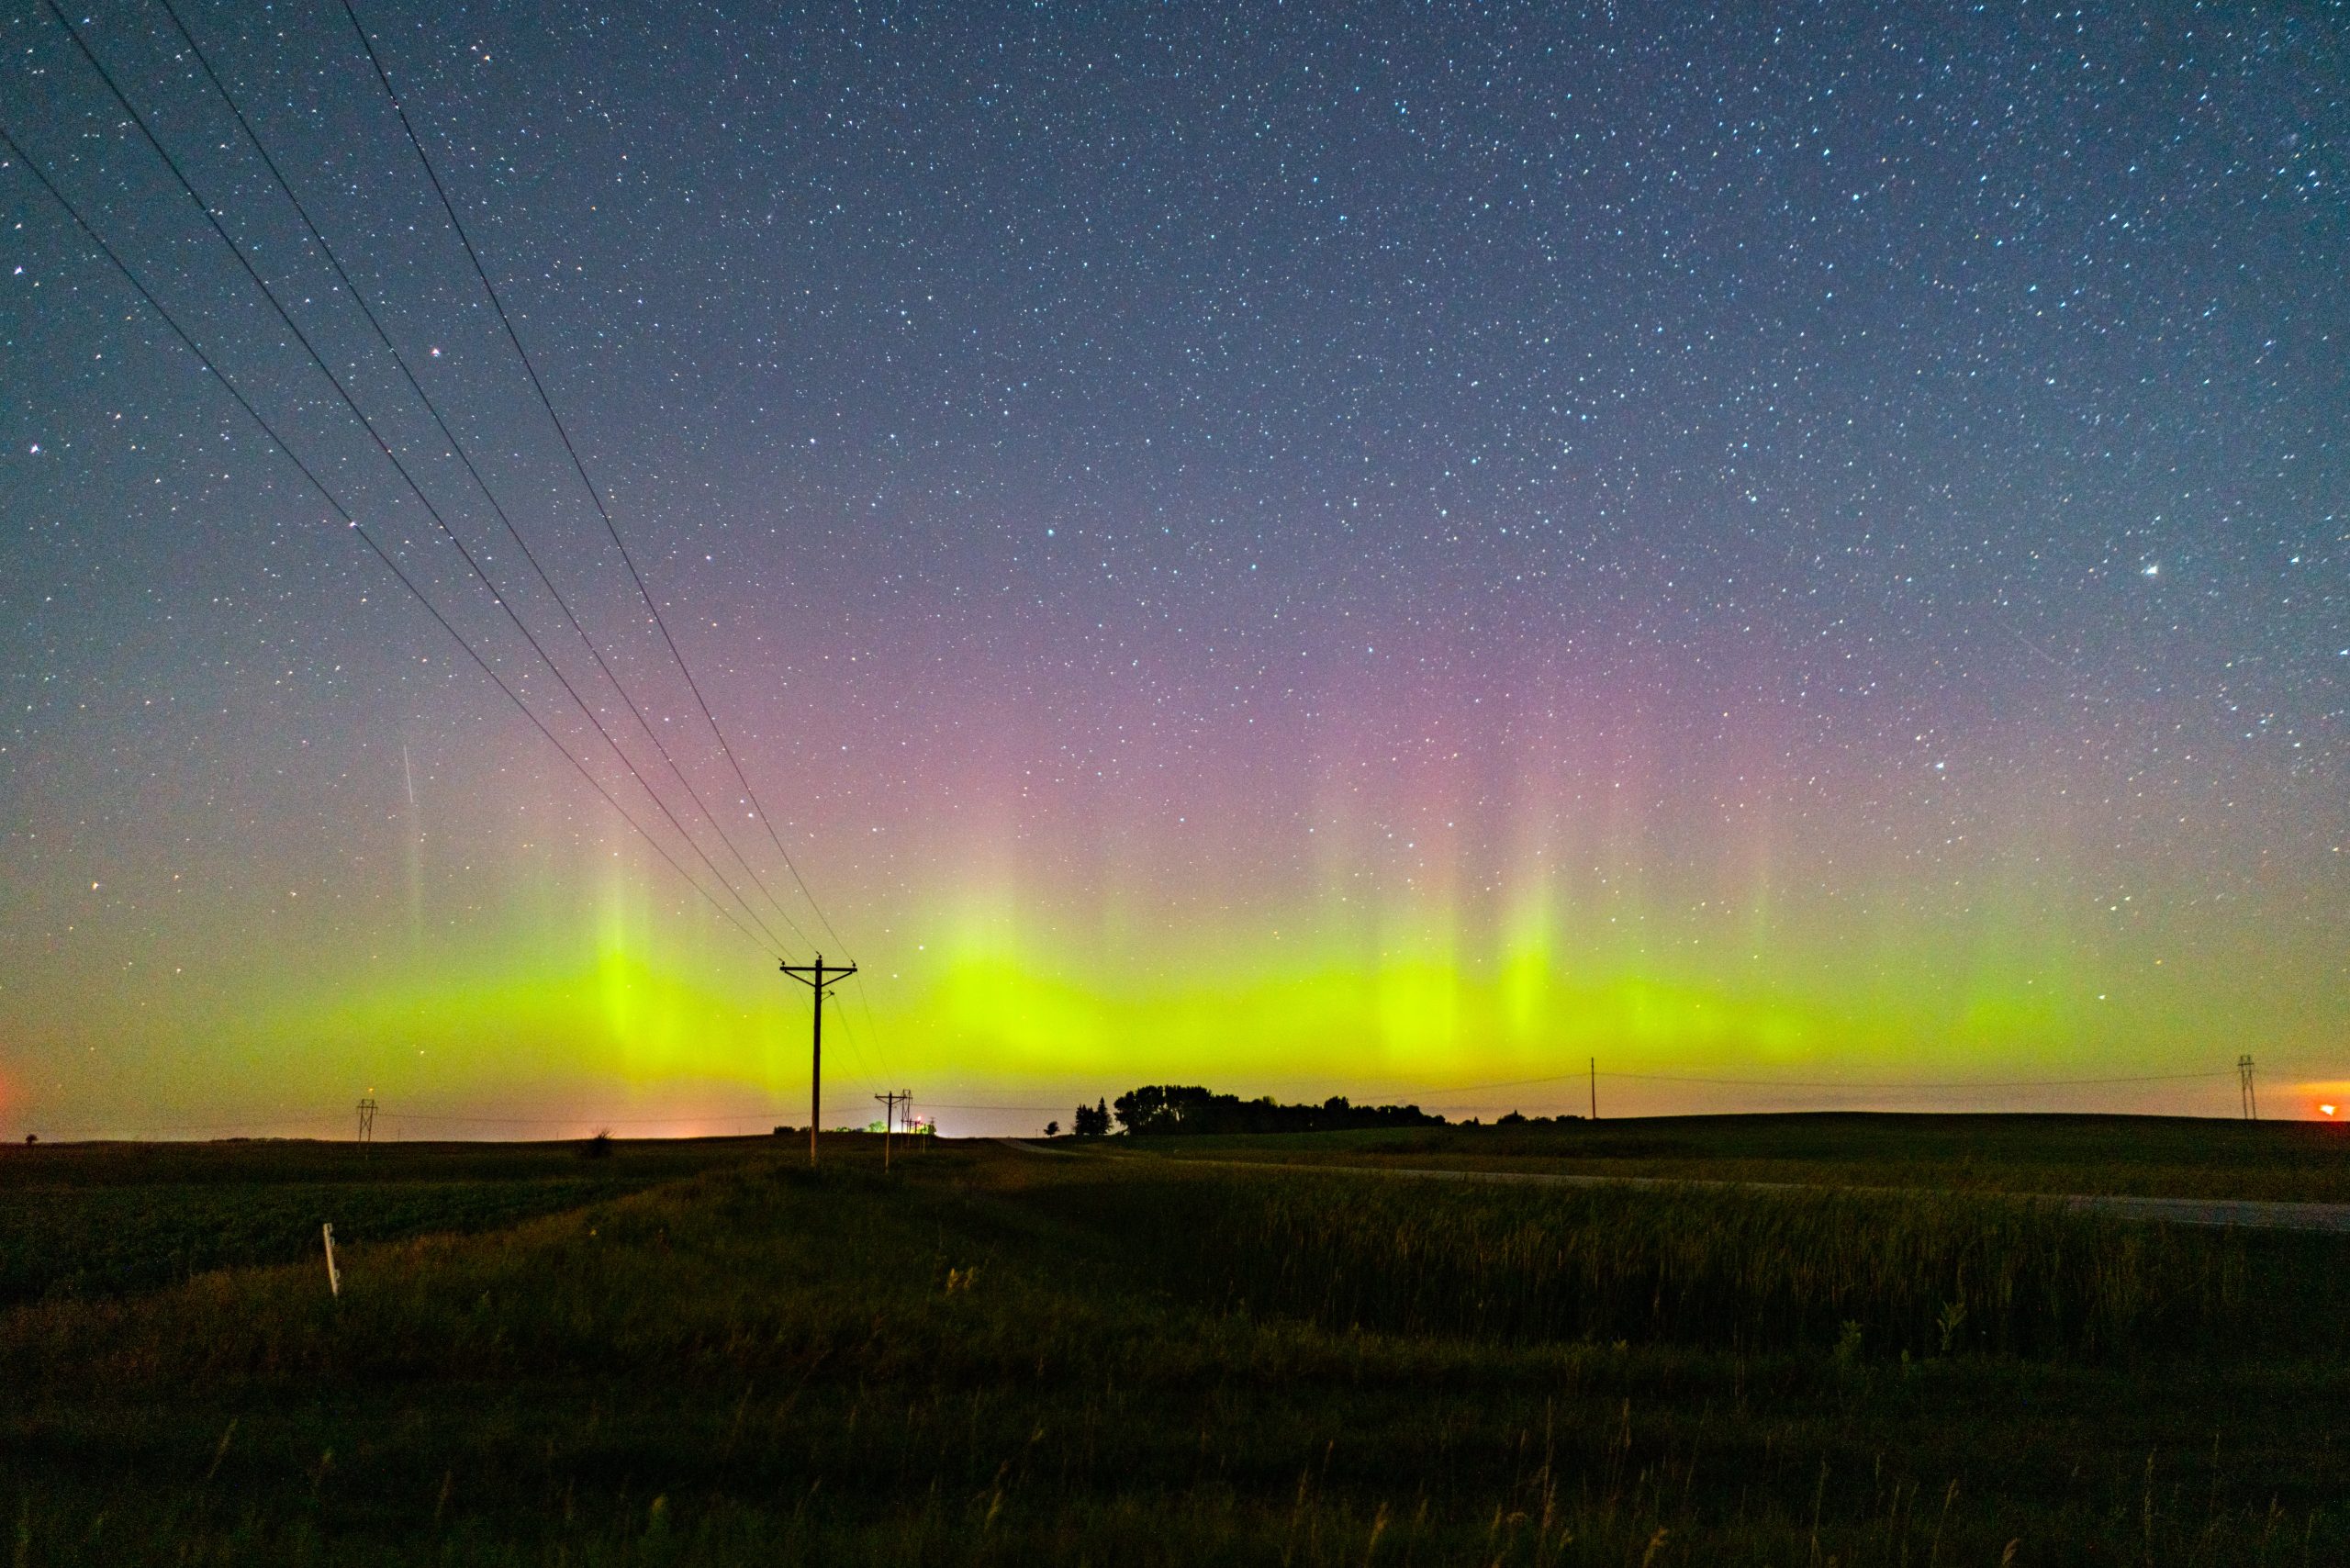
[1128,1109,2350,1204]
[1,1122,2344,1564]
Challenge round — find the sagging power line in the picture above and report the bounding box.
[15,0,901,1137]
[151,0,820,958]
[33,0,800,960]
[1415,1065,2238,1102]
[342,0,856,966]
[0,123,778,956]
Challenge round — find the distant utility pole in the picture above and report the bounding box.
[355,1095,377,1145]
[874,1089,909,1169]
[1589,1058,1598,1121]
[2239,1054,2258,1121]
[779,955,856,1168]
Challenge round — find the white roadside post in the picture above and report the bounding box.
[322,1222,341,1297]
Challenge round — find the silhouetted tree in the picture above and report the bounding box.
[1108,1085,1442,1137]
[1043,1119,1061,1137]
[1072,1099,1111,1137]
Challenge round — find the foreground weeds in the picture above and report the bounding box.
[1,1145,2343,1564]
[1144,1113,2350,1204]
[1066,1166,2329,1361]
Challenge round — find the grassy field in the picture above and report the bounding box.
[1127,1111,2350,1204]
[0,1137,758,1304]
[1,1123,2344,1563]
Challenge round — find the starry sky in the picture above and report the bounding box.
[1,1,2344,1138]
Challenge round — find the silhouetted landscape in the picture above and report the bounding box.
[4,1115,2345,1562]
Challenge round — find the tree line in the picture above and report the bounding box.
[1055,1086,1445,1138]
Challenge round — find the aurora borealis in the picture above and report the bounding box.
[2,2,2344,1137]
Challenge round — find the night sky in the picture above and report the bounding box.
[2,2,2344,1137]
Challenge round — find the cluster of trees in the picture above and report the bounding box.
[1056,1086,1444,1138]
[1042,1100,1110,1138]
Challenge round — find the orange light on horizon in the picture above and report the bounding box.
[2322,1104,2337,1117]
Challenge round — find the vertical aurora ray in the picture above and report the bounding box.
[6,580,2340,1132]
[15,603,2318,1131]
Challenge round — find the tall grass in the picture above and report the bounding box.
[3,1148,2344,1564]
[1091,1169,2325,1361]
[0,1179,635,1303]
[0,1137,764,1304]
[1147,1112,2350,1204]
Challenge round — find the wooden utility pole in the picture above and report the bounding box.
[779,955,856,1167]
[355,1095,377,1145]
[874,1089,908,1169]
[2239,1054,2258,1121]
[1589,1058,1597,1121]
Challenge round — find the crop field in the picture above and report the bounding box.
[1136,1111,2350,1204]
[1,1121,2344,1564]
[0,1137,760,1305]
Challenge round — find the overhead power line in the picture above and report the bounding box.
[341,0,854,964]
[381,1111,783,1127]
[0,123,776,956]
[153,0,817,957]
[1416,1067,2235,1101]
[39,0,792,958]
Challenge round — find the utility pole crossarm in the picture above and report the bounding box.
[777,958,859,986]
